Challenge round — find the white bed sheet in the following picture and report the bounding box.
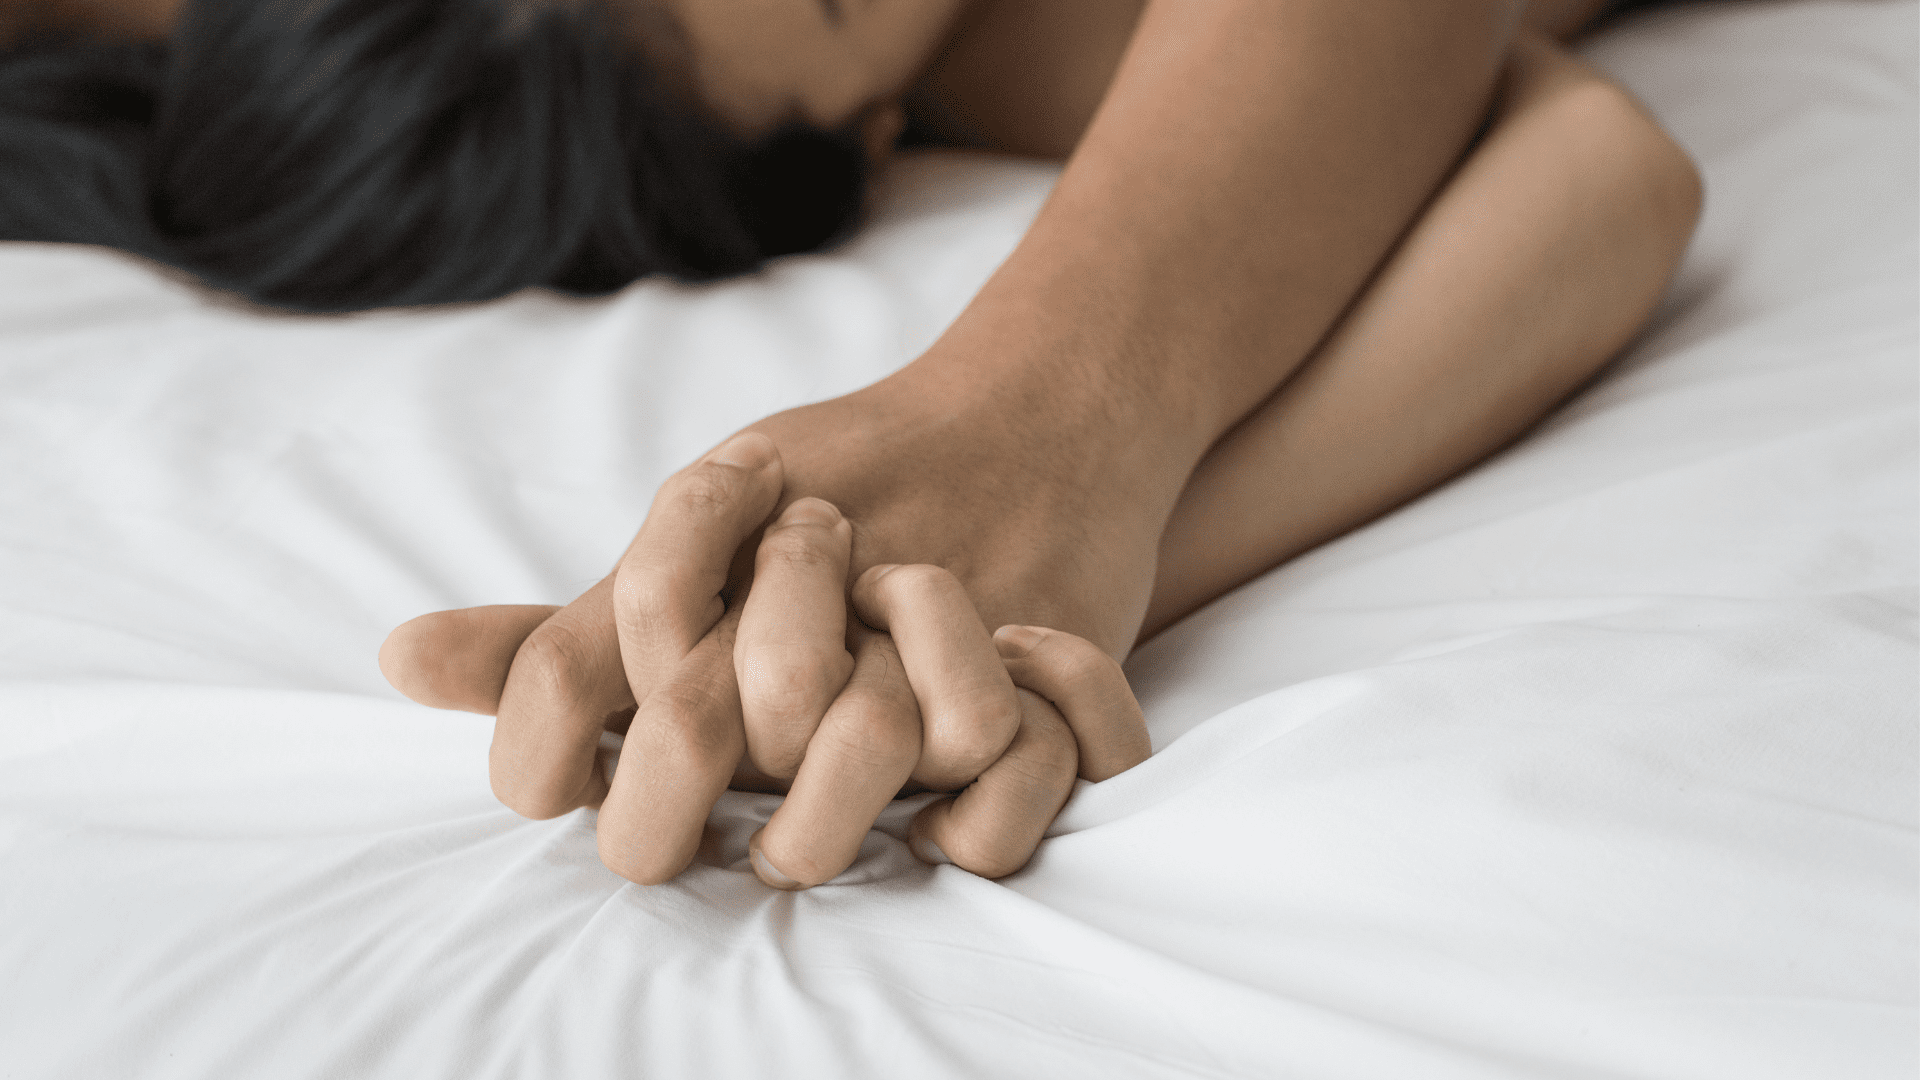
[1,2,1914,1077]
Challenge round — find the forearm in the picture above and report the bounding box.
[1144,33,1704,635]
[882,0,1524,502]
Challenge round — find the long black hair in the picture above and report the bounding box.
[0,0,869,311]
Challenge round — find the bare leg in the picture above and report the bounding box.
[1144,33,1703,638]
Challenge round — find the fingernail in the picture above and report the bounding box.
[777,497,841,528]
[910,835,951,866]
[994,625,1046,657]
[748,829,806,891]
[711,432,776,471]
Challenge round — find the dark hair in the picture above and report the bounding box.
[0,0,869,311]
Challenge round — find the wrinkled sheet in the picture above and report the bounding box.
[1,2,1914,1077]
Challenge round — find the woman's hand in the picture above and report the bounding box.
[384,596,1146,887]
[379,316,1183,888]
[380,437,1153,887]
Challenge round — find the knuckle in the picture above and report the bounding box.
[510,625,599,707]
[742,660,843,727]
[614,564,713,650]
[641,689,740,774]
[665,467,741,516]
[746,644,849,693]
[610,563,656,611]
[612,561,680,623]
[741,677,827,728]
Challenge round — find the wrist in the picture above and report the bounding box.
[886,307,1220,498]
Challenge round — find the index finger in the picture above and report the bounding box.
[488,432,781,822]
[614,432,784,703]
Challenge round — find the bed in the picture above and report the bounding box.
[1,1,1913,1076]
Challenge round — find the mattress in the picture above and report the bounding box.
[1,1,1914,1076]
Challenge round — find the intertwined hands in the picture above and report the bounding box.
[383,372,1173,887]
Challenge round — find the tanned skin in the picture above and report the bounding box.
[19,0,1699,886]
[386,3,1699,888]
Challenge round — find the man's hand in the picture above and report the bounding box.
[703,363,1172,882]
